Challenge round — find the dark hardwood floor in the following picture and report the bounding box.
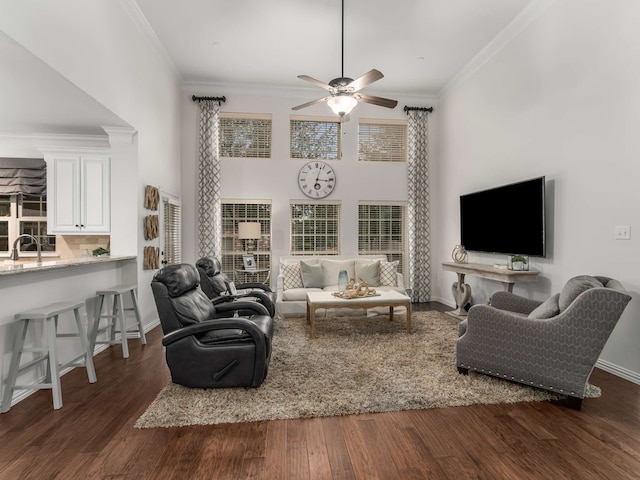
[1,302,639,479]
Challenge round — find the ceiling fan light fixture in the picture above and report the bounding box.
[327,94,357,117]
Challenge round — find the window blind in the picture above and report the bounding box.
[290,116,341,160]
[290,201,341,255]
[358,202,407,273]
[219,113,272,158]
[163,198,182,265]
[358,119,407,162]
[0,158,46,195]
[220,199,272,277]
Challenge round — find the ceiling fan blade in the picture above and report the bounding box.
[347,69,384,92]
[297,75,333,91]
[355,93,398,109]
[292,96,331,110]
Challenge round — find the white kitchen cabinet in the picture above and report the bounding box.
[45,154,110,234]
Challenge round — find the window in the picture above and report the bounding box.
[358,118,407,162]
[162,197,181,265]
[0,195,55,255]
[220,113,272,158]
[290,202,341,255]
[221,200,272,282]
[290,116,341,160]
[358,203,406,273]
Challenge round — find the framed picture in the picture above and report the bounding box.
[242,254,257,270]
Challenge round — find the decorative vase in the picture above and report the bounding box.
[452,245,468,264]
[338,270,349,292]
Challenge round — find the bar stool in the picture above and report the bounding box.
[1,301,97,412]
[89,285,146,359]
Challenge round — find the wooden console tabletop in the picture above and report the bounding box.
[442,262,539,318]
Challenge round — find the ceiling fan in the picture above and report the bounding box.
[292,0,398,119]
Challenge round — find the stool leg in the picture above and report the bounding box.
[130,289,146,345]
[1,320,29,413]
[73,308,97,384]
[89,294,106,354]
[115,294,129,358]
[109,295,118,344]
[46,316,63,410]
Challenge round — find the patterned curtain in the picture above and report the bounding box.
[196,100,222,259]
[406,109,431,302]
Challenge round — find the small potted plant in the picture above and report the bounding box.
[509,255,529,271]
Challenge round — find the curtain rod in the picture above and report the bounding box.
[192,95,226,104]
[404,106,433,113]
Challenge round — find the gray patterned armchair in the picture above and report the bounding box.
[456,275,631,409]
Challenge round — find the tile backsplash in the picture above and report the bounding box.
[57,235,111,259]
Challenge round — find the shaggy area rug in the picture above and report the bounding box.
[135,311,599,428]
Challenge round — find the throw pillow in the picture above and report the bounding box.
[300,260,324,288]
[281,262,303,290]
[379,261,399,287]
[321,259,356,287]
[559,275,603,312]
[355,259,380,287]
[528,293,560,319]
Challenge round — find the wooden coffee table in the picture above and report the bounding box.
[305,290,412,338]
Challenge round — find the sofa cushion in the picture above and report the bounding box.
[301,260,324,288]
[321,259,355,287]
[559,275,603,312]
[355,259,380,286]
[282,262,303,290]
[282,287,322,301]
[379,261,399,287]
[528,293,560,319]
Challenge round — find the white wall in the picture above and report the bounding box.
[180,86,437,271]
[435,0,640,380]
[0,0,183,327]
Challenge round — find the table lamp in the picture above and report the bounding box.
[238,222,261,253]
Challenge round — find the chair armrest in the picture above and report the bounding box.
[490,291,542,315]
[215,300,270,316]
[162,318,265,347]
[237,282,273,292]
[395,272,405,290]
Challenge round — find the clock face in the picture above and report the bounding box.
[298,161,336,199]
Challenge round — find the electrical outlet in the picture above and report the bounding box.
[614,226,631,240]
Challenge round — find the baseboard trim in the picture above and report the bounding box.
[596,359,640,385]
[430,295,455,309]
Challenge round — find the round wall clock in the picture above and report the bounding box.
[298,161,336,199]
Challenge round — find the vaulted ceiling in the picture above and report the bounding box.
[134,0,535,96]
[0,0,537,135]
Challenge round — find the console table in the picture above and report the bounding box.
[442,262,539,318]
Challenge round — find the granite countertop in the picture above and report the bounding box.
[0,255,136,276]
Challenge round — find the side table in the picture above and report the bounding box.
[234,268,271,286]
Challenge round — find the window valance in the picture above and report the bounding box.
[0,158,47,196]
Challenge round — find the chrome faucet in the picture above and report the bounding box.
[10,234,42,263]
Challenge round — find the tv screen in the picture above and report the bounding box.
[460,176,546,257]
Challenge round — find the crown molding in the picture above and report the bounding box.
[182,80,438,107]
[0,132,110,150]
[438,0,558,98]
[102,126,138,146]
[117,0,182,82]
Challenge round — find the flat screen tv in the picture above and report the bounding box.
[460,176,546,257]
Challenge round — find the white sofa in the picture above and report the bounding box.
[275,255,408,318]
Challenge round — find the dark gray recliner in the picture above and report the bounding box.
[196,256,276,317]
[456,275,631,409]
[151,263,273,388]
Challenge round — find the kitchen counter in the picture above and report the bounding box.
[0,255,136,275]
